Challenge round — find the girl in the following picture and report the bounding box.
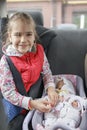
[0,12,58,130]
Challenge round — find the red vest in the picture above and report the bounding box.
[10,44,44,92]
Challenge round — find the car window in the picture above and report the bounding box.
[1,0,87,30]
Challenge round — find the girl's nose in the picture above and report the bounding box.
[21,35,26,42]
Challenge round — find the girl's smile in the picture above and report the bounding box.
[9,19,35,54]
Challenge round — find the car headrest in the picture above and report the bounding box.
[28,11,44,26]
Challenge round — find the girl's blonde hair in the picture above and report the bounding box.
[6,12,39,45]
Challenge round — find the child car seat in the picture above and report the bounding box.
[23,75,87,130]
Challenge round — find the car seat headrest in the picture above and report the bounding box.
[28,11,44,26]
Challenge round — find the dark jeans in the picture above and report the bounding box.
[7,112,34,130]
[7,114,25,130]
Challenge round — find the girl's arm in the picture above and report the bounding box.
[42,53,58,106]
[42,53,55,91]
[0,55,30,110]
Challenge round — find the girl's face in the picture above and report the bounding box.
[9,19,35,54]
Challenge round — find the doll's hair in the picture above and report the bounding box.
[6,12,39,45]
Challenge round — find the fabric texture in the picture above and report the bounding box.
[0,97,7,130]
[36,25,57,54]
[2,98,22,122]
[85,54,87,91]
[7,114,25,130]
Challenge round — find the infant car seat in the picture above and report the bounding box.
[23,75,87,130]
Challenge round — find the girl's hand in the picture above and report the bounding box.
[29,98,52,112]
[47,86,58,107]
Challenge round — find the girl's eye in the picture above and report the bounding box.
[12,32,33,37]
[26,33,32,36]
[14,33,21,37]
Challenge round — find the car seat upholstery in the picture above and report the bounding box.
[36,28,87,96]
[28,11,44,26]
[0,93,7,130]
[45,30,87,95]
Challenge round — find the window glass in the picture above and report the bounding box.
[1,0,87,29]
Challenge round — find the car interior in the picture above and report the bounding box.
[0,0,87,130]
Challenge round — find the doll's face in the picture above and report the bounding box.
[56,79,64,90]
[71,100,78,108]
[58,95,64,102]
